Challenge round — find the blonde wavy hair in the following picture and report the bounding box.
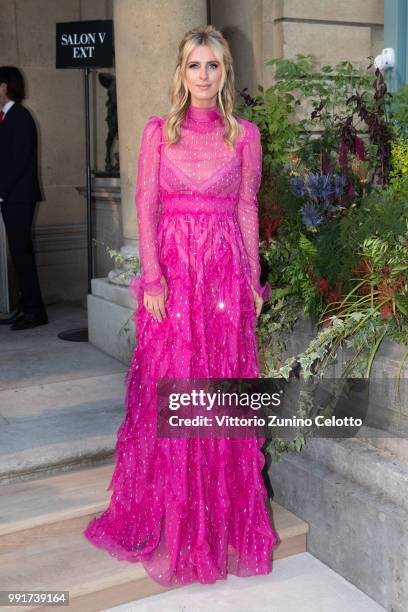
[164,25,243,148]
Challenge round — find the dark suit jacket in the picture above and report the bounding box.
[0,102,43,203]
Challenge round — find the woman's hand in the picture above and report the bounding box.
[250,285,264,319]
[143,276,168,321]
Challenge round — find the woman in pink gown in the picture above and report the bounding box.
[84,24,281,586]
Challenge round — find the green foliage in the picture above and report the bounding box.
[238,54,373,177]
[312,191,408,289]
[249,57,408,459]
[388,136,408,194]
[246,89,300,174]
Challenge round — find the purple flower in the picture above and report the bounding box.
[291,172,346,226]
[300,201,325,227]
[308,174,333,199]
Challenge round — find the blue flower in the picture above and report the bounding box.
[308,174,333,199]
[290,175,305,197]
[300,201,325,227]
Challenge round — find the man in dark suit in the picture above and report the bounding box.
[0,66,48,330]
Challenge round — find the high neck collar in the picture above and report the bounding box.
[186,104,222,123]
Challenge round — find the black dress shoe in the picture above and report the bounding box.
[10,312,48,331]
[0,310,25,325]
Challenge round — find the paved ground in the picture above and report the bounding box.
[0,304,127,482]
[0,304,126,391]
[106,552,386,612]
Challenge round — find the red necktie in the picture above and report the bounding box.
[0,111,4,124]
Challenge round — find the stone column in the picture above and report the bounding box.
[210,0,265,94]
[108,0,207,284]
[89,0,207,363]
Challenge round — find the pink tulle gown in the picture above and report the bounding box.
[83,103,281,586]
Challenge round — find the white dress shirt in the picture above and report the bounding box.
[0,100,16,202]
[1,99,15,115]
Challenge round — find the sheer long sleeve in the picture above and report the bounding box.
[135,115,164,296]
[236,121,272,301]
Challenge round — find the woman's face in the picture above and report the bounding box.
[184,44,223,107]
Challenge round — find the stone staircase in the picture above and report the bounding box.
[0,463,309,612]
[0,372,126,485]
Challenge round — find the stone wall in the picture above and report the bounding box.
[211,0,384,94]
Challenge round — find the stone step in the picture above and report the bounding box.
[0,374,126,485]
[0,464,309,612]
[0,464,112,537]
[301,436,408,513]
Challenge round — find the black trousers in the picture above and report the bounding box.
[1,200,46,316]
